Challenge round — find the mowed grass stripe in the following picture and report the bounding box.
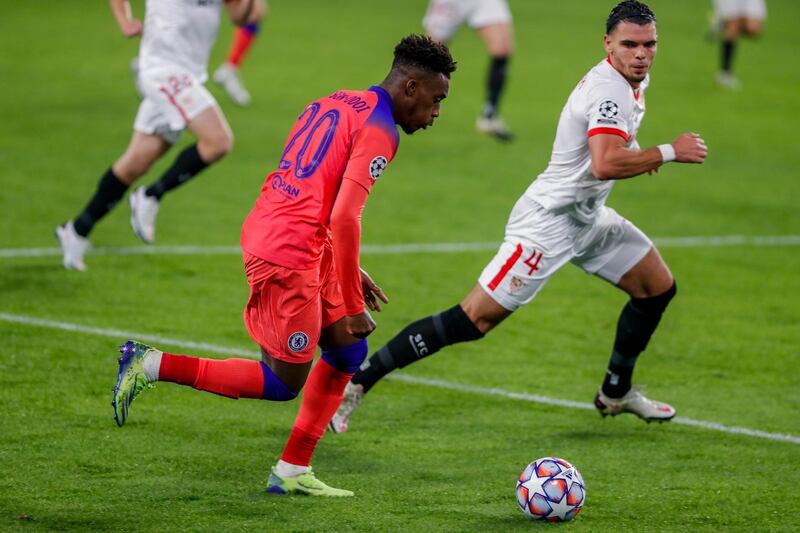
[2,311,798,446]
[2,234,800,258]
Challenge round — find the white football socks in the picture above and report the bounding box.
[141,349,162,381]
[275,460,310,478]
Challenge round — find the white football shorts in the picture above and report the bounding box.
[478,196,653,311]
[133,66,217,144]
[713,0,767,20]
[423,0,512,42]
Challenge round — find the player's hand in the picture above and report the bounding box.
[647,166,660,176]
[360,268,389,312]
[119,19,143,38]
[345,311,376,339]
[672,133,708,164]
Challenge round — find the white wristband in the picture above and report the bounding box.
[657,144,676,163]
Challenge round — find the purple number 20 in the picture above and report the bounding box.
[279,103,340,179]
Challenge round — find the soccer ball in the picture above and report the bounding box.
[516,457,586,522]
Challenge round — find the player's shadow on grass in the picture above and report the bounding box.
[0,263,76,293]
[552,423,672,443]
[469,513,577,529]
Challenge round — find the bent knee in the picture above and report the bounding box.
[113,158,153,183]
[198,134,233,163]
[743,21,763,36]
[251,0,267,22]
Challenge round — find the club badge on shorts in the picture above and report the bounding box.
[369,156,388,180]
[288,332,309,352]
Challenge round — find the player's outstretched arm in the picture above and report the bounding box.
[109,0,142,38]
[589,132,707,180]
[226,0,256,26]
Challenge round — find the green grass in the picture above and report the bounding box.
[1,0,799,530]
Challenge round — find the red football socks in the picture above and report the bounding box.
[227,26,257,67]
[159,353,264,399]
[280,359,353,467]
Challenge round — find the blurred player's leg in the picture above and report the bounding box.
[213,0,267,106]
[133,105,232,243]
[57,132,169,270]
[54,222,91,272]
[718,18,742,89]
[213,26,257,106]
[475,22,514,141]
[715,0,766,89]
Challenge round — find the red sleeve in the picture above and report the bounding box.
[341,123,396,192]
[330,177,370,315]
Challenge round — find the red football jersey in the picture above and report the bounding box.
[241,86,399,270]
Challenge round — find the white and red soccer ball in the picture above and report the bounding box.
[516,457,585,522]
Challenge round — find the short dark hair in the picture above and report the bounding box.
[606,1,656,34]
[392,34,457,79]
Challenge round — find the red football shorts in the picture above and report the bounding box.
[242,242,346,364]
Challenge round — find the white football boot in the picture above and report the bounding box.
[594,386,676,423]
[716,71,742,91]
[213,63,251,107]
[55,221,90,272]
[476,115,514,142]
[129,187,159,244]
[328,382,364,434]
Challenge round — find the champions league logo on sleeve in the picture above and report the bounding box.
[288,332,309,352]
[599,100,620,119]
[369,156,388,180]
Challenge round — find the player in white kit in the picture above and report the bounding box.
[332,1,708,432]
[423,0,515,141]
[56,0,254,271]
[712,0,767,89]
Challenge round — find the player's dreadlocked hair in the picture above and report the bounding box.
[606,1,656,34]
[392,34,457,79]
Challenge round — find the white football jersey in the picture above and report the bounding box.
[139,0,225,83]
[525,58,648,223]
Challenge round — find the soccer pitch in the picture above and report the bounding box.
[1,0,799,530]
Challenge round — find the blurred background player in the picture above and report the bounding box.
[712,0,767,89]
[56,0,255,271]
[331,1,709,434]
[212,0,268,106]
[423,0,514,141]
[111,35,456,497]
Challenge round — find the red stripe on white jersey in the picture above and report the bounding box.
[588,127,630,142]
[488,244,523,291]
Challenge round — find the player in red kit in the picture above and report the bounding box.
[111,35,456,496]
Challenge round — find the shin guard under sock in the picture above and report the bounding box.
[602,282,677,397]
[145,144,208,201]
[352,304,483,393]
[280,340,368,466]
[73,168,128,237]
[158,352,296,401]
[484,55,509,118]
